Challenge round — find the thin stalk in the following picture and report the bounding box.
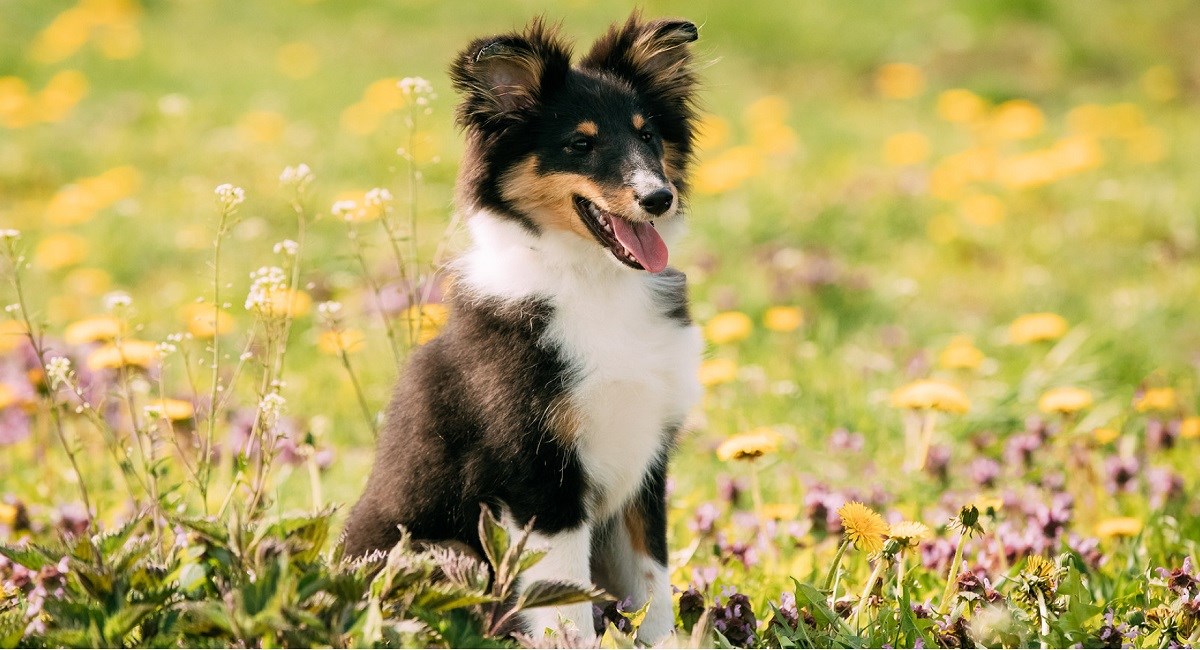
[200,206,233,511]
[853,557,886,630]
[5,254,93,520]
[823,539,851,591]
[939,533,966,612]
[337,345,377,437]
[346,222,403,366]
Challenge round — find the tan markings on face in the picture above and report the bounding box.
[577,120,598,137]
[498,156,646,238]
[661,141,687,183]
[623,504,649,556]
[632,113,646,130]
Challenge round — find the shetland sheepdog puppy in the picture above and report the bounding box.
[343,14,702,645]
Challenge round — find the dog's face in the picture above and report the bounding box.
[450,15,699,273]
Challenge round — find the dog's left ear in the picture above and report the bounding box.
[580,14,699,107]
[449,18,572,132]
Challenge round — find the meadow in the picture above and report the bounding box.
[2,0,1200,647]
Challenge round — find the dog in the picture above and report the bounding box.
[342,14,702,645]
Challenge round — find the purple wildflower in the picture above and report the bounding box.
[712,589,757,647]
[968,457,1001,488]
[828,428,864,453]
[1104,455,1140,494]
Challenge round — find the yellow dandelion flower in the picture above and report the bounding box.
[1095,517,1142,539]
[883,131,930,166]
[182,303,234,339]
[716,427,780,462]
[759,503,801,521]
[763,306,803,333]
[1134,387,1177,413]
[890,379,971,414]
[405,303,449,345]
[1092,427,1120,445]
[693,146,763,195]
[146,398,195,422]
[64,315,122,345]
[86,339,159,370]
[34,232,89,270]
[237,110,287,144]
[363,77,406,113]
[938,336,984,370]
[704,311,753,345]
[1038,387,1094,416]
[989,99,1044,140]
[888,520,932,547]
[936,89,987,124]
[837,501,888,554]
[257,288,312,319]
[959,193,1006,227]
[0,501,20,527]
[317,328,366,355]
[1180,417,1200,440]
[699,358,738,387]
[875,63,925,100]
[0,320,28,353]
[1009,312,1068,344]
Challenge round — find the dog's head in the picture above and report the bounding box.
[450,14,699,274]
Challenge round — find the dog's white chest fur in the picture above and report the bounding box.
[458,212,702,518]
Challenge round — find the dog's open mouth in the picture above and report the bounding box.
[573,196,668,273]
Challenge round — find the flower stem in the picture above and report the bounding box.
[853,556,885,630]
[939,532,966,612]
[823,539,851,592]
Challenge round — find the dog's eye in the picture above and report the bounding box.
[639,131,655,143]
[568,136,594,153]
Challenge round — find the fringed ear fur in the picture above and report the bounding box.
[579,13,699,108]
[449,18,572,131]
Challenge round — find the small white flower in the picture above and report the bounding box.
[398,76,435,99]
[214,183,246,210]
[46,356,72,389]
[279,163,314,190]
[156,341,177,356]
[244,266,288,313]
[0,229,21,240]
[143,404,165,419]
[331,200,359,221]
[273,239,299,256]
[103,291,132,312]
[317,301,342,317]
[364,187,393,210]
[258,391,287,430]
[4,304,19,314]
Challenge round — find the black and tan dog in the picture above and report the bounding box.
[343,14,702,644]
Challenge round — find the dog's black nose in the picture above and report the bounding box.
[638,188,675,216]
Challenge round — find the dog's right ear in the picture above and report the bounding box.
[450,19,571,131]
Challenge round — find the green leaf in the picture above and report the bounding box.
[412,584,496,612]
[0,543,55,571]
[515,579,603,611]
[103,604,156,644]
[172,514,230,546]
[476,506,509,575]
[600,621,637,648]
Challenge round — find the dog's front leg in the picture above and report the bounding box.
[520,523,596,645]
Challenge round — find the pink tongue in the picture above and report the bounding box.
[609,216,669,273]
